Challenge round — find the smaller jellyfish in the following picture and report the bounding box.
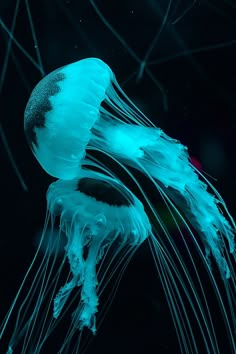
[2,170,151,353]
[49,172,151,333]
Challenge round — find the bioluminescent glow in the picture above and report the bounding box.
[49,172,151,334]
[1,57,235,354]
[25,58,235,279]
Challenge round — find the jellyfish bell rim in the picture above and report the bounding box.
[47,172,151,246]
[31,140,85,180]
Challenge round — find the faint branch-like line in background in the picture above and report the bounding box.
[205,0,236,25]
[0,0,20,92]
[0,18,43,72]
[90,0,168,111]
[0,0,28,192]
[0,124,28,191]
[171,0,197,25]
[25,0,45,77]
[148,39,236,66]
[136,0,173,81]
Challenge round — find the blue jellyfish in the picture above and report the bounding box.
[49,172,151,334]
[24,57,235,279]
[1,170,151,353]
[1,58,235,353]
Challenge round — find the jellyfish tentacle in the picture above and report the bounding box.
[76,230,107,334]
[91,121,235,278]
[54,279,76,320]
[54,222,87,319]
[8,57,234,353]
[46,174,151,337]
[66,223,85,279]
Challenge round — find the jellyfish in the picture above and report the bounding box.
[1,58,235,353]
[1,170,151,353]
[24,57,235,279]
[50,172,151,334]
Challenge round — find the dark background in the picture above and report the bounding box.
[0,0,236,353]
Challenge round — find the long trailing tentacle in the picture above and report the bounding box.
[90,121,235,279]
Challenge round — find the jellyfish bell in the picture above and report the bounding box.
[24,58,112,180]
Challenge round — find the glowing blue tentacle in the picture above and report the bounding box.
[94,122,235,278]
